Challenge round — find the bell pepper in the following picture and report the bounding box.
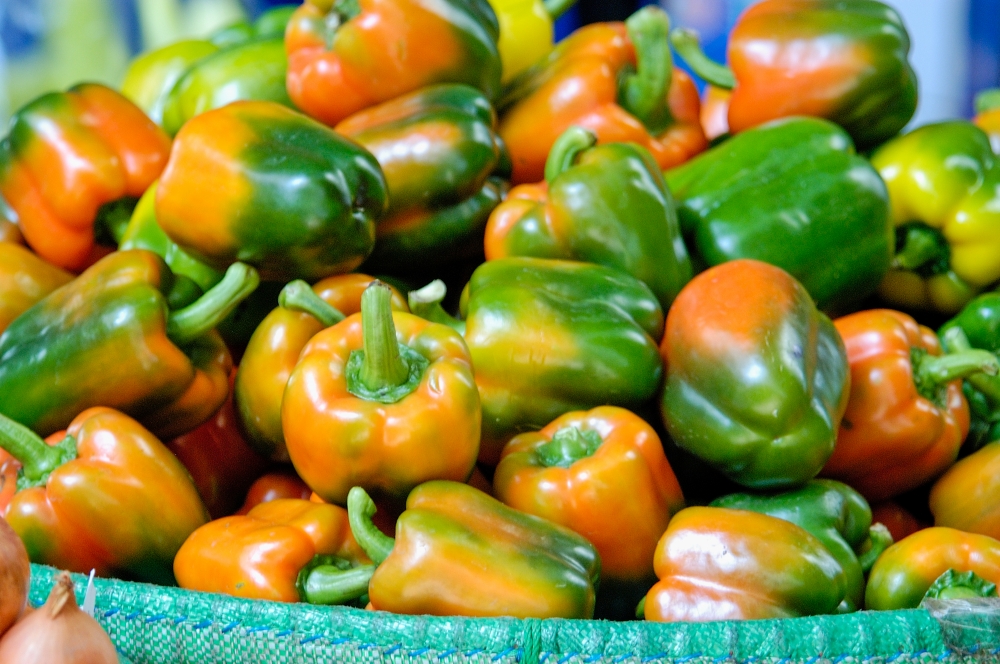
[499,6,706,184]
[872,501,927,543]
[346,482,600,617]
[335,84,509,272]
[643,506,848,622]
[410,257,664,465]
[930,441,1000,540]
[0,407,208,584]
[822,309,996,501]
[974,89,1000,154]
[209,5,297,48]
[660,259,849,490]
[0,196,23,244]
[0,249,258,439]
[0,243,73,336]
[175,498,370,603]
[699,85,730,143]
[866,527,1000,609]
[493,406,683,616]
[665,117,893,312]
[711,480,894,613]
[871,121,1000,314]
[670,0,916,150]
[484,126,691,309]
[235,275,407,462]
[285,0,501,128]
[155,101,386,282]
[237,471,313,515]
[487,0,575,83]
[0,84,172,272]
[282,282,480,504]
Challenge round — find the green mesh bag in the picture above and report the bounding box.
[25,564,1000,664]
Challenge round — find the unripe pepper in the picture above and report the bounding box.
[660,259,850,489]
[930,441,1000,540]
[0,407,209,584]
[0,243,72,336]
[282,283,480,504]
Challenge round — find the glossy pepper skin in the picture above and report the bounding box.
[930,441,1000,540]
[499,7,706,185]
[665,117,892,312]
[487,0,572,83]
[494,407,684,590]
[282,283,480,505]
[823,310,989,502]
[644,507,847,622]
[0,84,171,271]
[155,101,386,282]
[175,499,369,603]
[0,249,258,439]
[0,407,209,584]
[871,122,1000,314]
[661,259,850,490]
[236,275,407,462]
[237,471,313,515]
[336,84,509,272]
[285,0,501,128]
[0,243,72,336]
[484,126,691,310]
[349,482,600,618]
[671,0,915,150]
[866,527,1000,610]
[711,480,893,613]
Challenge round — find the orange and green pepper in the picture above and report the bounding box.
[484,126,691,309]
[285,0,501,127]
[974,88,1000,154]
[660,259,850,490]
[0,249,258,439]
[335,84,509,272]
[930,441,1000,540]
[155,101,386,282]
[823,310,994,501]
[499,6,706,184]
[282,282,480,504]
[671,0,916,150]
[0,243,72,336]
[0,84,171,271]
[346,482,600,618]
[0,407,209,584]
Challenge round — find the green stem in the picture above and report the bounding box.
[923,569,998,601]
[359,282,409,391]
[544,126,597,183]
[620,6,675,134]
[0,412,76,489]
[279,280,345,328]
[942,327,1000,404]
[915,348,1000,386]
[858,523,893,573]
[669,28,735,90]
[635,595,646,619]
[167,262,260,346]
[297,554,375,605]
[894,225,950,272]
[407,280,466,335]
[535,427,604,469]
[976,89,1000,114]
[347,487,395,565]
[542,0,577,20]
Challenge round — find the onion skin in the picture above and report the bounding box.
[0,517,28,637]
[0,571,117,663]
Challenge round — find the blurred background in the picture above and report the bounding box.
[0,0,995,127]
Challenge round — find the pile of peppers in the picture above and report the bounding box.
[4,0,1000,629]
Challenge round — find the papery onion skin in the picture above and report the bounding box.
[0,517,29,637]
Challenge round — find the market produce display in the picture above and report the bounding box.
[4,0,1000,659]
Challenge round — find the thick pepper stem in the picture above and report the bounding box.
[942,327,1000,404]
[0,412,76,489]
[894,225,950,272]
[536,427,604,469]
[360,282,409,390]
[544,127,597,183]
[407,280,466,335]
[915,348,1000,386]
[543,0,578,20]
[298,554,376,605]
[669,28,735,90]
[279,280,346,327]
[620,7,675,134]
[167,262,260,346]
[858,523,894,573]
[923,569,998,601]
[347,486,395,565]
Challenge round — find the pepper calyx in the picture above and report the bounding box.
[536,427,604,468]
[923,569,998,601]
[0,412,78,491]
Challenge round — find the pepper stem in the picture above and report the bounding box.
[976,89,1000,114]
[296,554,374,605]
[545,127,597,183]
[858,523,894,573]
[542,0,577,20]
[923,569,998,601]
[279,280,345,328]
[361,282,409,390]
[536,427,604,468]
[669,28,735,90]
[620,7,675,134]
[893,224,950,272]
[942,327,1000,404]
[914,347,1000,386]
[407,280,466,335]
[0,412,77,490]
[167,262,260,346]
[347,487,395,565]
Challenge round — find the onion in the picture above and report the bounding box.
[0,517,28,636]
[0,571,117,663]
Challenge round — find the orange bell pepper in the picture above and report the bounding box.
[175,498,370,603]
[930,440,1000,540]
[823,310,997,501]
[282,282,480,505]
[498,6,706,184]
[0,243,73,336]
[237,470,313,515]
